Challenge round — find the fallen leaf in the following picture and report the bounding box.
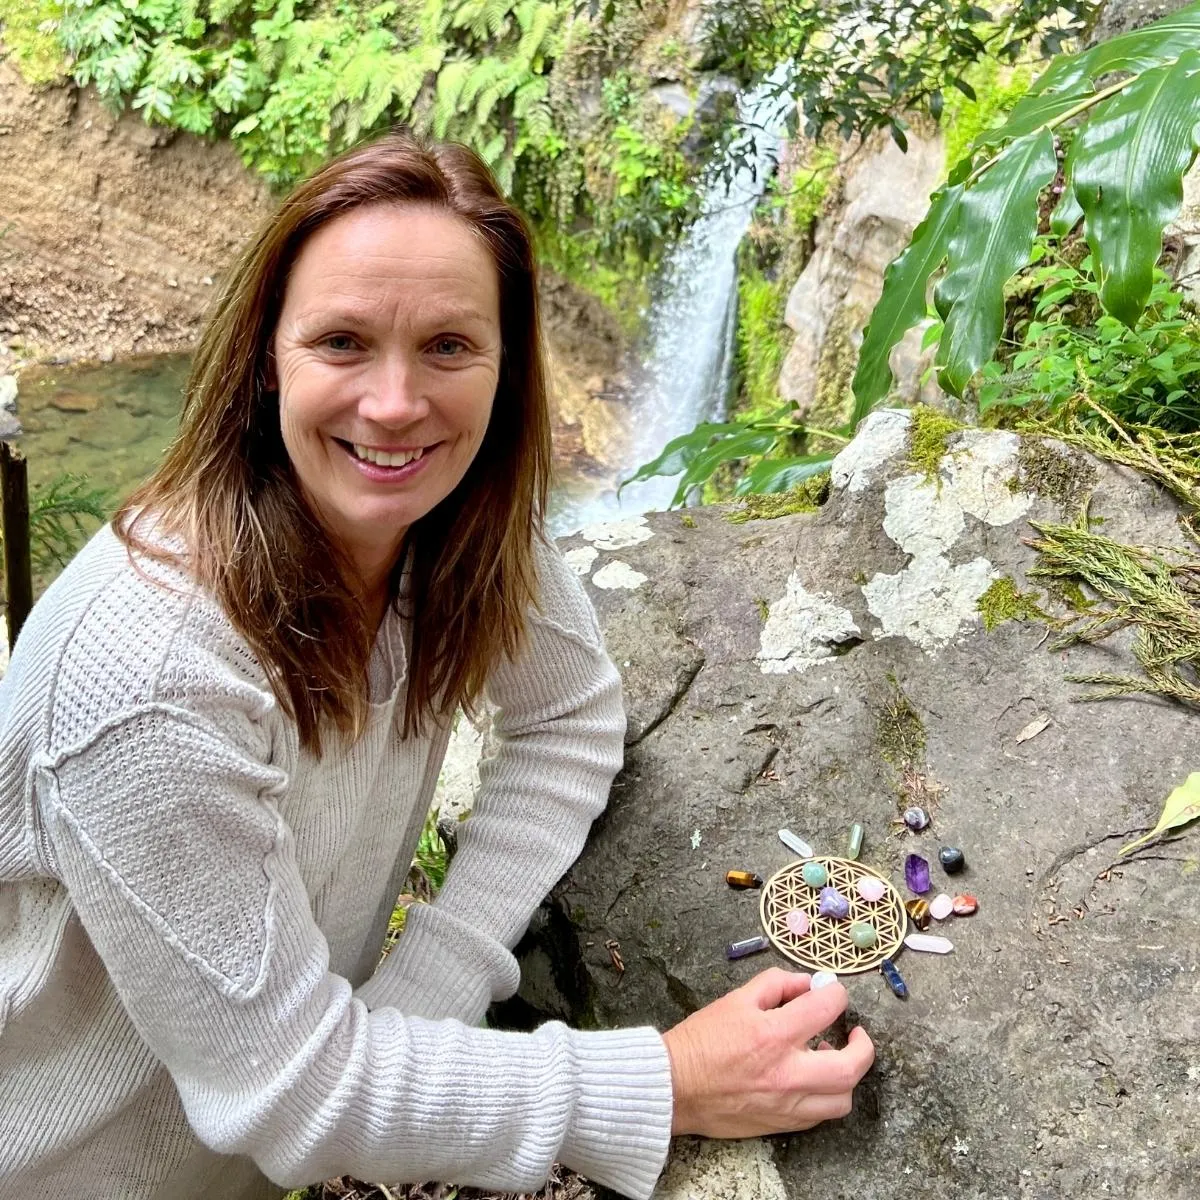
[1120,771,1200,857]
[1015,715,1051,744]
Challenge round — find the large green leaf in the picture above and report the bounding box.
[733,454,834,496]
[618,420,747,494]
[933,128,1058,396]
[668,428,780,506]
[1027,1,1200,99]
[972,4,1200,154]
[850,183,962,421]
[1071,51,1200,327]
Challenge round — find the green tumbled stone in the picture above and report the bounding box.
[801,861,829,888]
[849,922,878,949]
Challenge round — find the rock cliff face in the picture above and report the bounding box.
[484,411,1199,1199]
[779,133,946,418]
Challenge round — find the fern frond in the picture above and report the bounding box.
[432,58,471,138]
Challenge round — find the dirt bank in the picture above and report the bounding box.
[0,57,626,471]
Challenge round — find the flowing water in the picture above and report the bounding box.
[550,70,793,532]
[11,77,790,543]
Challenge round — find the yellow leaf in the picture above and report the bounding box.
[1119,771,1200,856]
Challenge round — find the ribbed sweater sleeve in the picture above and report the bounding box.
[356,540,673,1192]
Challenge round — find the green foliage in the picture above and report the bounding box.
[977,242,1200,433]
[942,57,1035,176]
[702,0,1095,151]
[28,474,110,578]
[1029,509,1200,708]
[855,2,1200,409]
[620,405,841,507]
[0,0,68,85]
[57,0,568,190]
[976,576,1049,631]
[734,268,789,418]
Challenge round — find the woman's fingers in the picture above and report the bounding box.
[740,966,812,1010]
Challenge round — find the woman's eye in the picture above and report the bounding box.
[433,338,465,356]
[323,334,357,352]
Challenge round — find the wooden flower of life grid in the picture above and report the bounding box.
[760,857,906,974]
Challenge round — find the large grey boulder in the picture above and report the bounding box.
[502,411,1199,1199]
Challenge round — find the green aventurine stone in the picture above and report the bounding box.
[802,860,829,888]
[849,922,878,949]
[847,823,864,860]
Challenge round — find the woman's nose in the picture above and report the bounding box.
[357,355,430,427]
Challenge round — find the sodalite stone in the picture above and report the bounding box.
[857,876,887,903]
[880,958,908,998]
[905,853,932,894]
[802,861,829,888]
[818,886,850,919]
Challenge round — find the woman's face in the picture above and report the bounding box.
[273,202,502,589]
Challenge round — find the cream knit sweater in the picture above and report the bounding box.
[0,526,673,1199]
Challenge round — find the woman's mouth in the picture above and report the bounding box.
[336,438,436,480]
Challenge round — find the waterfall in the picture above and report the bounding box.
[549,71,793,535]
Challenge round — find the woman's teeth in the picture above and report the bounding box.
[353,444,424,467]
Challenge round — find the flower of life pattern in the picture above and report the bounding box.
[760,857,906,973]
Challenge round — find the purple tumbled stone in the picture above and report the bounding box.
[818,886,850,919]
[905,853,932,894]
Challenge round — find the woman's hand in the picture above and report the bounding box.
[661,967,875,1138]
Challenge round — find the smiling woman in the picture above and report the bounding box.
[0,132,874,1200]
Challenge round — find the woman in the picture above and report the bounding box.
[0,133,874,1199]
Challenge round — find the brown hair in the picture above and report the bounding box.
[115,132,552,754]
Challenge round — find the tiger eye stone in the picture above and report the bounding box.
[725,870,764,890]
[801,860,829,888]
[905,898,931,930]
[849,921,877,948]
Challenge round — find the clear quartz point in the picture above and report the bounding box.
[778,828,814,858]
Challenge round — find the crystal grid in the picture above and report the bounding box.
[760,857,906,973]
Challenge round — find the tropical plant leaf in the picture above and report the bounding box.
[850,182,962,421]
[618,421,749,493]
[733,454,834,496]
[667,428,780,505]
[1119,770,1200,856]
[933,128,1058,396]
[1071,50,1200,327]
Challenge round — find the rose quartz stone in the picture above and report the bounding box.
[929,893,954,920]
[857,876,887,902]
[785,908,810,937]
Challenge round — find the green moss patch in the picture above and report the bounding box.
[726,474,831,524]
[907,404,964,481]
[976,577,1051,632]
